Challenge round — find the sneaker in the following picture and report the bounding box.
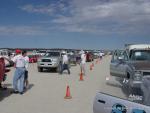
[19,92,24,95]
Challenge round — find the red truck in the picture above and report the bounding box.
[86,52,94,62]
[0,57,10,89]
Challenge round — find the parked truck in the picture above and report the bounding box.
[110,44,150,90]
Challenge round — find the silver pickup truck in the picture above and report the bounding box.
[110,44,150,89]
[37,51,62,72]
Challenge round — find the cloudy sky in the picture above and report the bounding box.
[0,0,150,49]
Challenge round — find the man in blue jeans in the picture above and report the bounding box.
[12,49,26,95]
[60,51,70,74]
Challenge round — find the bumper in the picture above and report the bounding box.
[37,62,59,68]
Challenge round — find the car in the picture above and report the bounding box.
[68,52,77,65]
[110,44,150,91]
[28,55,37,63]
[86,52,94,62]
[37,51,62,72]
[93,51,99,59]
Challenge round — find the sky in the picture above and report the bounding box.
[0,0,150,49]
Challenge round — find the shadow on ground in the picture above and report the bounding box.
[0,88,13,101]
[24,84,34,93]
[0,84,34,101]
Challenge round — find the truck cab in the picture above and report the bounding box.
[110,44,150,88]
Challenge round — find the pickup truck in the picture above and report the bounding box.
[37,51,62,72]
[110,44,150,90]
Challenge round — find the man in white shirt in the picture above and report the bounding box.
[99,52,103,59]
[12,49,25,94]
[60,51,70,74]
[22,50,29,89]
[80,50,86,75]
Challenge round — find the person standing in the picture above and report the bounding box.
[80,50,86,75]
[22,50,29,89]
[99,52,103,60]
[12,49,25,94]
[60,51,70,74]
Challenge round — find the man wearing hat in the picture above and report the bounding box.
[12,49,26,94]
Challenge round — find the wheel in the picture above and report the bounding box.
[38,67,43,72]
[56,66,60,73]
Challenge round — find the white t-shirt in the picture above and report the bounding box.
[99,52,103,57]
[63,54,69,64]
[24,56,29,70]
[81,53,86,64]
[12,54,25,68]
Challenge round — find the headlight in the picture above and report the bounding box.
[38,59,42,62]
[134,71,142,81]
[52,59,57,62]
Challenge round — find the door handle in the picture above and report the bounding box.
[98,99,106,104]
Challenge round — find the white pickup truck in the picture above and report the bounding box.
[37,51,62,72]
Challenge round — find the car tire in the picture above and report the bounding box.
[38,67,43,72]
[56,66,60,73]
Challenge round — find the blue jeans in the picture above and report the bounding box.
[60,64,70,74]
[13,67,25,93]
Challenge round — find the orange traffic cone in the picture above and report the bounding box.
[64,85,72,99]
[79,71,84,81]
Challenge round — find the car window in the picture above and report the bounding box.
[120,51,129,61]
[114,50,124,60]
[123,51,129,61]
[112,51,118,61]
[130,50,150,61]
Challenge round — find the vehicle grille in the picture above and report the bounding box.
[143,72,150,76]
[42,59,51,62]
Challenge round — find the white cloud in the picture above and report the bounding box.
[0,26,46,36]
[21,4,54,15]
[19,0,150,35]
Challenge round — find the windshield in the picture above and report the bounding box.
[28,55,33,58]
[130,50,150,61]
[45,52,60,57]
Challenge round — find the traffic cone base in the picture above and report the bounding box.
[64,96,72,99]
[79,73,84,81]
[64,86,72,99]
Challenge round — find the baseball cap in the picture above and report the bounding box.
[15,49,22,54]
